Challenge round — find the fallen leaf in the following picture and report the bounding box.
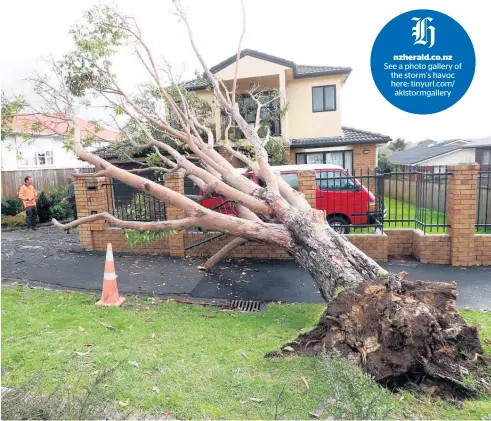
[203,314,216,318]
[84,342,93,347]
[249,398,265,403]
[152,354,157,359]
[399,395,404,402]
[152,385,160,393]
[128,360,140,368]
[301,376,309,390]
[151,333,156,339]
[239,400,248,404]
[397,271,408,280]
[144,319,152,323]
[241,352,249,360]
[118,401,129,407]
[284,346,295,352]
[74,351,90,356]
[485,338,491,346]
[78,326,85,332]
[96,320,114,329]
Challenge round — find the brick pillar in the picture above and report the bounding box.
[447,164,479,266]
[165,173,186,257]
[297,170,316,207]
[353,144,377,173]
[75,176,110,251]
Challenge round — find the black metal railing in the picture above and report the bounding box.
[103,181,167,222]
[315,165,450,234]
[476,170,491,232]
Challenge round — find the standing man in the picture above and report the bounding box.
[66,177,77,220]
[18,176,38,230]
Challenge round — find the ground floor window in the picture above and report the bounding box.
[296,150,353,173]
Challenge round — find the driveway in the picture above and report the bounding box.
[1,226,490,309]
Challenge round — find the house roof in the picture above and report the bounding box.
[290,127,391,148]
[463,137,491,148]
[184,49,352,91]
[10,114,120,142]
[388,143,464,165]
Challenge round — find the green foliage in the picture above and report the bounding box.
[5,211,27,227]
[53,203,71,220]
[1,197,24,216]
[1,92,28,140]
[1,363,128,420]
[36,192,53,223]
[265,137,292,165]
[377,153,394,173]
[388,138,407,153]
[320,350,398,419]
[1,214,6,226]
[123,229,175,247]
[50,185,69,206]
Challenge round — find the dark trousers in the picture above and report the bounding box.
[70,200,77,220]
[25,206,38,229]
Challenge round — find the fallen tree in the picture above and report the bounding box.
[24,0,488,399]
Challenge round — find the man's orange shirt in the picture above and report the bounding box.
[18,185,38,208]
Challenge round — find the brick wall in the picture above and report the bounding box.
[353,144,377,173]
[184,233,291,260]
[297,170,316,207]
[475,235,491,266]
[413,230,451,264]
[92,227,169,254]
[385,229,413,256]
[346,234,388,261]
[75,166,490,267]
[447,164,479,266]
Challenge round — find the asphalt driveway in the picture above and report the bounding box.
[1,226,490,309]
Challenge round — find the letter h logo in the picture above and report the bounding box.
[411,17,435,48]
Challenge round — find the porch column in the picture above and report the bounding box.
[279,71,289,140]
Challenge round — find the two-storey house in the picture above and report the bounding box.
[186,49,391,173]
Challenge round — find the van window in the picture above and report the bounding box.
[316,171,355,191]
[280,173,299,190]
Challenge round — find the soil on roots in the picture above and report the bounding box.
[267,277,491,400]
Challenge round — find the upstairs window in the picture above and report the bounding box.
[312,85,336,112]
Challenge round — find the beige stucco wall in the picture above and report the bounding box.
[195,90,216,126]
[214,55,289,81]
[286,75,344,139]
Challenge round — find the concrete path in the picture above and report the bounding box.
[1,226,490,309]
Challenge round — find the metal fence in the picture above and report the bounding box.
[314,166,450,234]
[477,169,491,232]
[103,181,167,221]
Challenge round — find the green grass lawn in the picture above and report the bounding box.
[352,196,490,234]
[2,286,490,419]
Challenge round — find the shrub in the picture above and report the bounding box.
[1,197,24,216]
[50,185,69,206]
[36,191,53,223]
[1,213,7,226]
[52,202,71,220]
[5,211,26,227]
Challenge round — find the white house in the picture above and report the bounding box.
[1,114,119,171]
[388,139,476,168]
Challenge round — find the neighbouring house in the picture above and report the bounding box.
[388,139,476,169]
[182,49,391,173]
[464,137,491,170]
[1,114,119,197]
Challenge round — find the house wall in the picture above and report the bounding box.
[286,74,344,139]
[1,135,92,171]
[417,148,475,166]
[213,55,289,81]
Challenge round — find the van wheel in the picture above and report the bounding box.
[327,216,350,234]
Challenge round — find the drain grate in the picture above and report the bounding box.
[229,300,261,312]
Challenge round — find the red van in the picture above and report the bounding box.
[199,164,385,233]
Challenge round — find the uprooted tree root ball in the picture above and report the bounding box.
[267,278,491,400]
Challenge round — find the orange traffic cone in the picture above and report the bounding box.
[96,243,125,307]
